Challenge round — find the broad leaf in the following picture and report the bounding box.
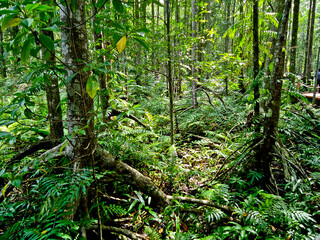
[0,131,12,140]
[116,36,127,54]
[152,0,164,7]
[86,76,99,98]
[2,17,22,31]
[133,37,149,51]
[113,0,124,13]
[21,38,32,63]
[39,34,54,51]
[24,108,33,118]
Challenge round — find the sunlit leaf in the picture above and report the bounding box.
[86,76,99,98]
[116,36,127,54]
[2,18,22,31]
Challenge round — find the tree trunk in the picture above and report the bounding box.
[253,0,260,127]
[191,0,197,107]
[92,0,109,123]
[43,30,64,143]
[166,0,174,146]
[302,0,312,81]
[59,0,171,227]
[259,0,292,192]
[289,0,300,85]
[0,29,7,78]
[305,0,316,81]
[60,0,94,172]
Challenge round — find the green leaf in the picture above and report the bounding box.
[24,108,33,118]
[71,0,77,12]
[113,0,124,13]
[0,10,18,15]
[12,176,22,189]
[152,0,164,7]
[66,73,77,83]
[39,34,54,51]
[21,38,32,63]
[0,131,12,140]
[2,17,22,31]
[86,76,99,98]
[60,140,68,155]
[26,3,40,12]
[21,18,34,28]
[133,37,149,51]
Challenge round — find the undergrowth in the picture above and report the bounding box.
[0,86,320,239]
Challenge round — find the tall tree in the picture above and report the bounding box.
[92,0,109,123]
[289,0,300,85]
[191,0,197,107]
[42,30,64,143]
[305,0,317,80]
[253,0,260,128]
[258,0,292,192]
[0,30,6,78]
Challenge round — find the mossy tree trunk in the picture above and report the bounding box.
[258,0,292,192]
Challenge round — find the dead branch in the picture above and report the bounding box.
[110,109,149,129]
[5,138,61,167]
[168,195,234,214]
[95,146,170,209]
[91,225,139,240]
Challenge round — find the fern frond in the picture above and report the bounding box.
[145,226,161,240]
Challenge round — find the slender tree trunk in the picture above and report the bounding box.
[0,30,6,78]
[253,0,260,129]
[92,0,109,123]
[289,0,300,85]
[165,0,174,146]
[175,1,182,97]
[259,0,292,192]
[42,30,64,143]
[191,0,197,107]
[303,0,312,81]
[305,0,316,81]
[224,1,230,95]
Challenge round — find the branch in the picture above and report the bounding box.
[5,139,59,167]
[168,195,234,213]
[91,225,139,240]
[95,146,170,210]
[110,109,149,129]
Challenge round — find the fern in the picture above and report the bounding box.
[145,226,161,240]
[205,208,227,223]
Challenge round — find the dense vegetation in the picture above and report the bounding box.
[0,0,319,239]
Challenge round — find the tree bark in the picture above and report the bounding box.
[259,0,292,191]
[191,0,197,107]
[253,0,260,128]
[0,29,7,78]
[289,0,300,85]
[305,0,316,81]
[302,0,312,81]
[43,30,64,143]
[60,0,94,170]
[165,0,174,146]
[92,0,109,123]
